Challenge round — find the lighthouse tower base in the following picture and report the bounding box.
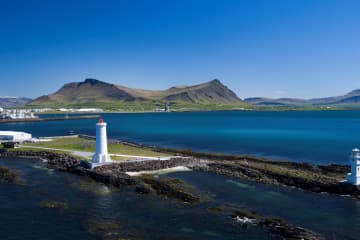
[81,160,113,169]
[90,154,112,168]
[92,154,111,164]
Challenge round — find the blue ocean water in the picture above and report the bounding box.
[2,111,360,165]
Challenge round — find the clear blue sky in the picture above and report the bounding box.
[1,0,359,99]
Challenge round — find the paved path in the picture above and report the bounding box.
[21,146,93,158]
[21,145,174,161]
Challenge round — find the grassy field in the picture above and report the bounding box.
[23,136,171,160]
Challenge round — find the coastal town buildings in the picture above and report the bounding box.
[92,117,111,167]
[0,109,37,120]
[347,148,360,185]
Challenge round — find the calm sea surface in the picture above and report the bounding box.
[2,110,360,165]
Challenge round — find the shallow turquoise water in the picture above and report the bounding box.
[2,111,360,164]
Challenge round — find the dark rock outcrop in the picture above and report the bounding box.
[138,175,200,204]
[230,208,324,240]
[0,165,19,183]
[39,200,69,210]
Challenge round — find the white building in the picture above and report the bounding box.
[92,118,111,167]
[0,131,32,142]
[77,108,102,112]
[347,148,360,185]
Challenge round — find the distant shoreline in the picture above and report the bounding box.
[0,114,100,124]
[32,108,360,116]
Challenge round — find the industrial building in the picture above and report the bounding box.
[0,131,32,142]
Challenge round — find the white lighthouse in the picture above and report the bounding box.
[347,148,360,185]
[92,117,111,166]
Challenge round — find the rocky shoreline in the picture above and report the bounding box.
[193,160,360,199]
[83,136,360,198]
[1,148,359,199]
[0,150,201,203]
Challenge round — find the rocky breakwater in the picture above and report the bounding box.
[98,157,201,172]
[192,157,360,199]
[0,150,201,203]
[0,150,81,170]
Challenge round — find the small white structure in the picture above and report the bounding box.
[347,148,360,185]
[92,118,111,167]
[0,131,32,142]
[77,108,102,112]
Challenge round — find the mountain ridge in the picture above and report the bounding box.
[0,97,32,108]
[245,89,360,107]
[28,78,245,110]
